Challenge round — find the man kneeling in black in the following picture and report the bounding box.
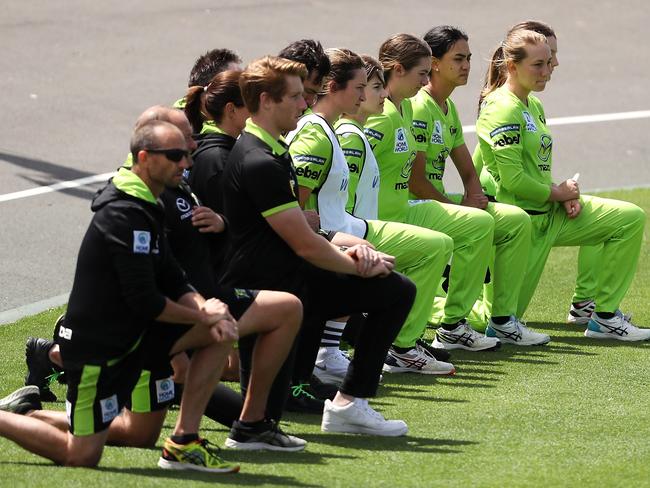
[221,56,417,436]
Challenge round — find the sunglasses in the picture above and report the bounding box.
[144,148,189,163]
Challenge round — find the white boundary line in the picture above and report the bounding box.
[461,109,650,134]
[0,171,115,203]
[0,110,649,203]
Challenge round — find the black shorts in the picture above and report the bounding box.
[65,344,144,436]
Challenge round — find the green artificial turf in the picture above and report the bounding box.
[1,188,649,487]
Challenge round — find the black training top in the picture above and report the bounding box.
[160,182,219,298]
[62,170,194,367]
[188,132,236,215]
[220,121,308,294]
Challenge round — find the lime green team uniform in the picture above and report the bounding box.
[365,98,494,334]
[287,112,452,349]
[473,130,601,306]
[476,86,645,316]
[410,89,531,324]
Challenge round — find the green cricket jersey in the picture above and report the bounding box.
[476,86,553,212]
[410,89,464,196]
[287,113,367,237]
[364,98,417,222]
[334,117,380,220]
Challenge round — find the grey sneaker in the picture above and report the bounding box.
[225,419,306,451]
[0,385,42,414]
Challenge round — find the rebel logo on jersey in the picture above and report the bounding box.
[295,167,322,180]
[494,134,520,147]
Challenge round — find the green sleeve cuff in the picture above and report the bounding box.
[261,201,300,218]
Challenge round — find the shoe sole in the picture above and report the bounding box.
[431,338,501,352]
[382,365,456,375]
[494,337,551,346]
[157,457,240,473]
[0,385,39,404]
[321,421,407,437]
[224,438,306,452]
[584,329,650,341]
[567,315,591,325]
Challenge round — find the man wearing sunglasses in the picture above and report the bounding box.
[0,120,242,473]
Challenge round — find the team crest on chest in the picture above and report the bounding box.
[394,128,409,153]
[522,111,537,132]
[537,134,552,162]
[431,120,444,144]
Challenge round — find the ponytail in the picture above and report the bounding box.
[184,86,205,133]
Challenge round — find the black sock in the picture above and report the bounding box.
[170,433,199,445]
[491,316,510,325]
[392,345,413,354]
[441,321,461,331]
[595,312,615,319]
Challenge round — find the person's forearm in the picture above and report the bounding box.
[297,237,360,275]
[156,295,207,325]
[330,232,372,248]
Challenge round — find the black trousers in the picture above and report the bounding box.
[239,268,416,420]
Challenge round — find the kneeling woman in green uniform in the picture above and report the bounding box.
[408,25,537,345]
[287,48,455,376]
[476,28,649,341]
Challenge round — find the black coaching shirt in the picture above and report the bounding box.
[220,119,307,293]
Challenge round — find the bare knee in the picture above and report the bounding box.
[63,450,102,467]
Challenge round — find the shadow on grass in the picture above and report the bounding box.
[0,461,320,486]
[298,432,477,454]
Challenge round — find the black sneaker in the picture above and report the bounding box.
[416,338,451,362]
[0,386,42,414]
[308,375,338,400]
[285,383,325,414]
[225,419,306,451]
[25,337,61,402]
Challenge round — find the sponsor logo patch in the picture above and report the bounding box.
[58,325,72,340]
[293,154,327,165]
[522,111,537,132]
[412,119,427,129]
[430,120,444,145]
[133,230,151,254]
[295,167,322,180]
[155,378,175,403]
[537,134,552,162]
[494,134,520,147]
[364,128,384,141]
[100,395,119,423]
[394,128,409,153]
[342,148,363,158]
[489,124,520,138]
[176,197,191,213]
[449,126,458,135]
[235,288,251,299]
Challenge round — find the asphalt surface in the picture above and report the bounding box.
[1,0,649,314]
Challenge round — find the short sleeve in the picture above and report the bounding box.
[288,123,332,190]
[242,151,300,218]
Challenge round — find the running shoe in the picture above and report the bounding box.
[486,317,550,346]
[158,437,239,473]
[585,313,650,341]
[0,385,42,414]
[225,419,306,451]
[382,343,455,375]
[25,337,60,402]
[415,338,451,361]
[321,398,408,436]
[285,383,325,413]
[567,300,595,325]
[312,347,350,385]
[431,320,500,351]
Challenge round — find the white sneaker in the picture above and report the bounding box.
[585,312,650,341]
[567,300,595,325]
[485,317,550,346]
[382,343,455,375]
[431,320,500,351]
[321,398,408,436]
[313,348,350,385]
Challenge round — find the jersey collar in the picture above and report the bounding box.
[244,119,287,156]
[113,167,157,204]
[200,120,228,135]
